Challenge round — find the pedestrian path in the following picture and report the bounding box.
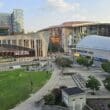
[11,63,61,110]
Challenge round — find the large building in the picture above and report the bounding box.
[76,35,110,62]
[0,9,24,35]
[11,9,24,34]
[0,33,48,58]
[0,21,110,58]
[38,21,110,54]
[0,13,11,35]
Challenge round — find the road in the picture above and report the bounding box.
[11,63,61,110]
[0,60,43,71]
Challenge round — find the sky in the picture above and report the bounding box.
[0,0,110,32]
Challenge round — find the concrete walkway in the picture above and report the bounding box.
[11,63,61,110]
[64,66,110,98]
[11,63,110,110]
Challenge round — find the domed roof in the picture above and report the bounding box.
[77,35,110,51]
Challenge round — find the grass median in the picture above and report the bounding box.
[0,69,51,110]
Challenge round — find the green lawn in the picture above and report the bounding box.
[0,69,51,110]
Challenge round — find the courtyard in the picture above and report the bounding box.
[62,64,110,97]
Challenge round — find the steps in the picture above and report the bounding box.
[71,73,86,90]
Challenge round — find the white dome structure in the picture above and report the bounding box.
[76,35,110,62]
[77,35,110,51]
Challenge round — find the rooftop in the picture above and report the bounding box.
[62,21,94,27]
[63,87,84,95]
[37,21,110,32]
[37,21,96,32]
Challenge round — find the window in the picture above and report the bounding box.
[8,40,10,44]
[2,40,6,44]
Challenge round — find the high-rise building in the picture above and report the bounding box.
[11,9,24,34]
[0,13,11,35]
[0,9,24,35]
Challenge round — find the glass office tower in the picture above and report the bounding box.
[0,9,24,35]
[12,9,24,34]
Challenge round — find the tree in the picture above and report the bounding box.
[86,76,101,95]
[43,86,67,106]
[77,56,93,68]
[52,88,61,104]
[52,86,67,105]
[48,43,64,52]
[102,61,110,73]
[55,57,73,67]
[108,104,110,108]
[43,93,55,105]
[103,77,110,91]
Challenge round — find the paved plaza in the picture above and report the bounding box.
[11,62,61,110]
[63,65,110,98]
[10,63,110,110]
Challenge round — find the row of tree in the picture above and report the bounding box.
[101,61,110,73]
[102,62,110,91]
[86,76,101,95]
[54,56,110,93]
[77,56,110,74]
[77,56,93,68]
[76,56,110,92]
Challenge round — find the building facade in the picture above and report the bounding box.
[62,87,86,110]
[37,21,110,54]
[0,21,110,58]
[76,35,110,66]
[0,33,48,58]
[11,9,24,34]
[0,13,11,35]
[0,9,24,35]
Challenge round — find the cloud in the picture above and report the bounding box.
[0,1,4,8]
[74,14,87,20]
[47,0,80,12]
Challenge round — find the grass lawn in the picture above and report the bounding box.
[0,69,51,110]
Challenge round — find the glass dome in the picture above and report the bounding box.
[77,35,110,51]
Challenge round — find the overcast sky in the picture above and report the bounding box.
[0,0,110,32]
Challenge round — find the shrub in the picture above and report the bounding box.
[44,87,67,106]
[86,76,101,94]
[102,61,110,73]
[52,88,62,104]
[77,56,93,68]
[43,93,55,105]
[103,77,110,91]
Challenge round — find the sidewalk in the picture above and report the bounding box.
[11,63,61,110]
